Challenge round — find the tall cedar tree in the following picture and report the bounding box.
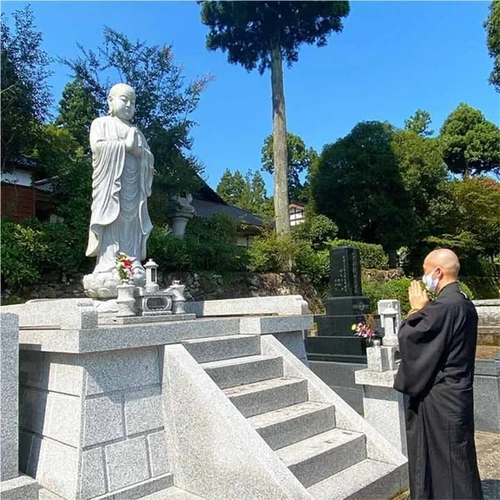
[200,1,349,233]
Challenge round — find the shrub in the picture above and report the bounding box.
[329,239,389,269]
[1,218,89,291]
[292,214,338,250]
[248,232,304,273]
[148,214,248,273]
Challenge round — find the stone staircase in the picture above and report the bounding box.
[175,334,406,499]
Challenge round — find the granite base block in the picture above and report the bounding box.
[1,313,20,481]
[0,474,39,500]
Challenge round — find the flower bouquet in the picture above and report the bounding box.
[116,252,133,283]
[352,315,376,344]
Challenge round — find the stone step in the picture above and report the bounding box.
[224,376,309,417]
[183,334,260,363]
[201,355,283,389]
[143,487,204,499]
[307,459,402,500]
[277,428,366,488]
[249,401,336,451]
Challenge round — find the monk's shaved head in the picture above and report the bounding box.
[424,249,460,278]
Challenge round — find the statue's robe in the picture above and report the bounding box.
[394,282,483,500]
[86,116,154,273]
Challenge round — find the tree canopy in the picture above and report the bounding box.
[216,168,273,220]
[311,121,414,252]
[1,6,52,170]
[439,102,500,177]
[485,0,500,92]
[404,109,434,137]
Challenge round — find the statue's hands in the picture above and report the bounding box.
[125,128,137,151]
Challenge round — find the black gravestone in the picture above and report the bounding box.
[306,247,371,363]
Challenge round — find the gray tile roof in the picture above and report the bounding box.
[192,198,265,227]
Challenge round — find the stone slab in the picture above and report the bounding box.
[147,431,170,478]
[239,315,313,335]
[101,313,196,325]
[30,436,78,499]
[0,474,39,500]
[354,369,397,388]
[19,317,241,353]
[80,448,106,498]
[1,313,19,481]
[274,331,309,365]
[366,346,399,373]
[184,295,310,317]
[83,396,124,447]
[96,473,173,500]
[1,299,98,330]
[83,347,160,396]
[124,386,163,436]
[105,436,150,492]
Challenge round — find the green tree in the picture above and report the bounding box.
[451,177,500,256]
[261,132,318,202]
[1,6,52,170]
[216,168,272,219]
[216,169,247,205]
[439,102,500,177]
[392,129,454,240]
[485,1,500,92]
[404,109,433,137]
[311,121,415,252]
[55,77,101,150]
[62,27,212,200]
[201,1,350,234]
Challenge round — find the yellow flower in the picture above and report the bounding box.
[351,324,357,331]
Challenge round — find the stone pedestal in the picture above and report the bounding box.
[306,247,371,363]
[171,211,194,238]
[0,313,39,499]
[355,365,407,456]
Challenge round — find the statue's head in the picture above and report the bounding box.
[108,83,136,121]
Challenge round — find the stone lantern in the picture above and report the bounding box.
[144,259,160,294]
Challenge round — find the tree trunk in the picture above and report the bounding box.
[270,41,290,234]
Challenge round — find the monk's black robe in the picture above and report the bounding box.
[394,282,483,500]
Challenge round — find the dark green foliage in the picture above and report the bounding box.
[485,1,500,92]
[1,218,91,291]
[201,1,350,74]
[148,215,248,273]
[292,214,338,250]
[439,103,500,177]
[312,121,415,252]
[262,132,318,202]
[216,168,273,220]
[55,77,101,150]
[362,276,412,315]
[329,239,389,270]
[1,6,53,170]
[392,129,454,241]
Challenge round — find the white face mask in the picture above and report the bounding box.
[422,268,439,292]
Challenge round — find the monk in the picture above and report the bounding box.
[84,83,154,297]
[394,249,483,500]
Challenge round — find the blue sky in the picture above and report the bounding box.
[3,1,499,193]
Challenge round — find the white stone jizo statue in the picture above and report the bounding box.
[83,83,155,299]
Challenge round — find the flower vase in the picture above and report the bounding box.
[116,283,136,317]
